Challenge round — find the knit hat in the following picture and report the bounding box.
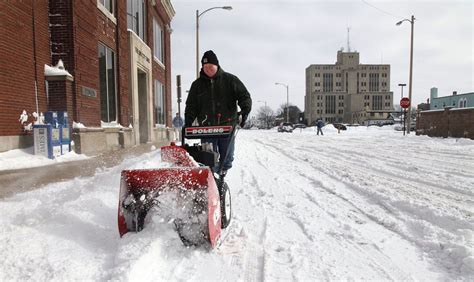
[201,50,219,66]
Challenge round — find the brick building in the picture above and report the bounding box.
[0,0,175,154]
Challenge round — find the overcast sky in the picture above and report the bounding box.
[170,0,473,116]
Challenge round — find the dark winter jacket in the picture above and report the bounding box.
[185,67,252,126]
[316,120,325,128]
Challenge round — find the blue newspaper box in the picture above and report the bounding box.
[57,111,69,127]
[42,111,71,155]
[33,124,61,159]
[44,111,58,128]
[60,125,71,154]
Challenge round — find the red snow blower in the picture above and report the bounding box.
[118,125,236,248]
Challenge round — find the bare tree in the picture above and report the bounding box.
[256,106,275,129]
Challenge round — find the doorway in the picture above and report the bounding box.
[137,69,149,143]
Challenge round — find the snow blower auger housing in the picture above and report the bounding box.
[118,125,235,248]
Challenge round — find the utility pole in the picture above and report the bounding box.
[407,15,415,134]
[176,75,182,117]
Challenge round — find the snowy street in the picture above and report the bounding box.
[1,126,473,281]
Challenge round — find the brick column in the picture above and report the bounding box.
[45,75,74,128]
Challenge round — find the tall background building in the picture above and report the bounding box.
[305,50,393,125]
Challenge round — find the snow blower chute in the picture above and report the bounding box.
[118,125,235,248]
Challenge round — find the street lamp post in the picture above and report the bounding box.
[257,100,268,128]
[275,82,289,123]
[396,15,415,134]
[196,6,232,78]
[398,83,406,135]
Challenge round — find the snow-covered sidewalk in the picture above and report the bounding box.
[1,126,473,281]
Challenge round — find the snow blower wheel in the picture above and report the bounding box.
[219,181,232,229]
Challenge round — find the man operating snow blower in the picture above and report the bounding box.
[118,51,251,248]
[185,50,252,175]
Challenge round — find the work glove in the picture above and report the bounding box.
[239,114,248,128]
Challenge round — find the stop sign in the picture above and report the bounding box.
[400,97,410,108]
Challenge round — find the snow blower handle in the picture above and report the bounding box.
[217,114,241,177]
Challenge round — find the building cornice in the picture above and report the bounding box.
[160,0,175,20]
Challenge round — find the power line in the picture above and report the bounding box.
[361,0,404,20]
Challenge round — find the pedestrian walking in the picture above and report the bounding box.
[316,119,325,136]
[172,112,184,128]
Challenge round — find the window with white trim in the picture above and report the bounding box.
[153,19,164,63]
[127,0,146,41]
[99,0,114,14]
[154,80,165,125]
[98,43,117,123]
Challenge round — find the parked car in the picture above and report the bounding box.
[278,122,294,133]
[394,121,416,131]
[333,123,347,130]
[293,123,307,129]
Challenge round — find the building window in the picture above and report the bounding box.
[325,95,336,114]
[154,80,165,125]
[458,98,467,108]
[127,0,146,41]
[99,0,114,14]
[323,73,333,92]
[338,109,343,114]
[315,73,320,77]
[369,73,379,92]
[98,43,117,123]
[153,19,164,63]
[315,82,320,86]
[372,95,383,110]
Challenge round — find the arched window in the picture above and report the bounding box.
[458,98,468,108]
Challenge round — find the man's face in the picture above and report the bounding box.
[203,63,218,78]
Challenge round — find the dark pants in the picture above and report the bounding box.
[317,127,323,135]
[202,135,235,172]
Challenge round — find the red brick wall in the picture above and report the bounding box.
[149,2,172,127]
[73,0,102,126]
[116,0,131,127]
[0,0,173,137]
[417,108,474,139]
[49,0,77,124]
[47,79,74,128]
[0,1,50,136]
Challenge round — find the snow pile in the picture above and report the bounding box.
[101,121,124,128]
[44,59,73,78]
[72,121,86,129]
[0,147,89,170]
[0,126,473,280]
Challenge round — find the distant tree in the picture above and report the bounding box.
[256,106,275,129]
[276,104,301,124]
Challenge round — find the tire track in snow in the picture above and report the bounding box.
[295,144,474,228]
[238,134,413,280]
[251,134,469,279]
[310,144,474,199]
[235,137,326,280]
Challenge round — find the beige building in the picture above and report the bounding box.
[305,50,393,125]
